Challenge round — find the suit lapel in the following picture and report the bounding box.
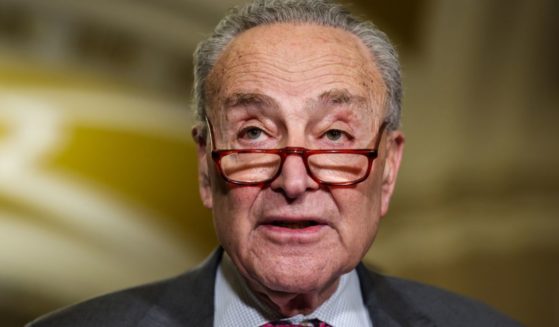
[356,263,436,327]
[138,249,224,327]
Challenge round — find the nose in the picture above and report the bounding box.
[269,151,319,199]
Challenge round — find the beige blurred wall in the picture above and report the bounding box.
[0,0,557,326]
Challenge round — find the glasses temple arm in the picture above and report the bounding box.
[205,116,216,151]
[374,121,389,150]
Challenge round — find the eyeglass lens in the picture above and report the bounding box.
[220,152,369,184]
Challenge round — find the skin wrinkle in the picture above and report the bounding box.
[219,102,281,148]
[215,69,385,118]
[225,93,277,109]
[207,25,383,98]
[208,56,384,118]
[219,89,375,149]
[220,58,373,84]
[215,82,380,135]
[219,54,368,77]
[196,23,404,317]
[311,89,374,132]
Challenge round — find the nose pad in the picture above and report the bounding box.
[270,154,319,198]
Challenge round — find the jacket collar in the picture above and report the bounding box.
[139,248,223,327]
[356,263,436,327]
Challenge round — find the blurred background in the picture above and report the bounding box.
[0,0,557,326]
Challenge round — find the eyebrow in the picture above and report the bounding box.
[223,92,277,109]
[222,89,368,113]
[317,89,368,109]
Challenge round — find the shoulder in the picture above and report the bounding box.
[357,264,523,326]
[26,275,180,327]
[27,250,222,327]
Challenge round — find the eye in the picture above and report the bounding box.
[240,126,264,140]
[324,129,344,141]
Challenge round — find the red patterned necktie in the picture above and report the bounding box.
[260,318,333,327]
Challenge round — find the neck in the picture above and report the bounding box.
[247,276,339,317]
[221,252,341,317]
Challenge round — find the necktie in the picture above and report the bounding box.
[260,318,333,327]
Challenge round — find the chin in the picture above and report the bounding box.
[249,258,342,295]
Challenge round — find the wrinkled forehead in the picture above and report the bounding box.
[205,23,387,122]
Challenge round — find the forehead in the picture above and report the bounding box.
[206,23,386,119]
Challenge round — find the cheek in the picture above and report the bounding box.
[211,186,261,248]
[336,189,379,230]
[330,178,383,249]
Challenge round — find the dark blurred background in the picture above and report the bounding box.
[0,0,557,326]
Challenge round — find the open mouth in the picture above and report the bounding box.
[270,220,320,229]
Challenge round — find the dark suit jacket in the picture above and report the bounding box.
[28,248,521,326]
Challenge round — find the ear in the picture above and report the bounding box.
[192,124,213,209]
[380,130,405,217]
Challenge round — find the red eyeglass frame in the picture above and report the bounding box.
[206,119,388,187]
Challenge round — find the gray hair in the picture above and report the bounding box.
[193,0,402,131]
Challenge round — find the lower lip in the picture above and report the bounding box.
[265,224,323,233]
[258,224,327,242]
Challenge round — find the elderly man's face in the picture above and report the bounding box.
[196,23,403,298]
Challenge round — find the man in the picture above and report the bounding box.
[29,0,520,326]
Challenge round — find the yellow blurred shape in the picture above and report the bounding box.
[44,125,217,255]
[0,121,7,139]
[0,52,137,93]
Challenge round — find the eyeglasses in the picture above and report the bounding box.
[206,119,387,186]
